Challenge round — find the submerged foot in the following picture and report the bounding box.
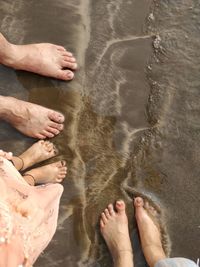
[23,160,67,185]
[100,200,133,267]
[12,140,57,171]
[0,33,77,80]
[1,97,65,139]
[134,197,166,267]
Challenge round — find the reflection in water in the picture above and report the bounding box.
[0,0,199,266]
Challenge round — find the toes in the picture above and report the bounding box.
[35,133,47,139]
[100,219,105,229]
[101,212,107,224]
[62,61,78,70]
[48,112,65,124]
[6,152,13,160]
[56,69,74,81]
[0,151,13,160]
[48,122,64,131]
[62,56,76,63]
[55,161,67,173]
[108,204,115,216]
[134,197,144,208]
[45,142,54,152]
[58,174,66,180]
[53,146,59,155]
[41,130,55,138]
[104,209,111,219]
[56,177,65,183]
[61,160,66,166]
[56,46,66,52]
[61,51,73,57]
[115,200,126,215]
[46,126,60,136]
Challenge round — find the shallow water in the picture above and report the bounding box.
[0,0,200,266]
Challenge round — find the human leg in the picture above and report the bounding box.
[100,200,134,267]
[134,197,167,267]
[0,32,77,80]
[0,96,65,139]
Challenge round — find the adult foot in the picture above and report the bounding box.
[12,140,57,171]
[100,200,133,267]
[0,33,77,80]
[134,197,166,267]
[0,96,65,139]
[23,160,67,185]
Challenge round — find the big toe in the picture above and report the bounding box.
[56,69,74,81]
[115,200,126,215]
[134,197,144,208]
[48,111,65,123]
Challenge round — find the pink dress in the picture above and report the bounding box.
[0,156,63,267]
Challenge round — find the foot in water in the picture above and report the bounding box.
[23,160,67,185]
[12,140,57,171]
[0,96,65,139]
[134,197,166,267]
[0,33,77,80]
[100,200,133,267]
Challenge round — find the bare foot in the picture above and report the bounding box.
[0,33,77,80]
[100,200,134,267]
[134,197,166,267]
[0,96,65,139]
[23,160,67,185]
[12,140,57,171]
[0,149,13,160]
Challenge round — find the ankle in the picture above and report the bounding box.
[114,250,134,267]
[0,96,24,122]
[143,245,166,267]
[23,173,36,186]
[0,34,15,65]
[11,156,24,171]
[0,96,13,117]
[19,153,34,171]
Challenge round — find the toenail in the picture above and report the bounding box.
[67,72,74,79]
[61,160,66,166]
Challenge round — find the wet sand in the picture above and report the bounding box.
[0,0,200,266]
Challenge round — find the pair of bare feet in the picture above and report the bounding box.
[100,198,166,267]
[0,32,78,139]
[0,140,67,185]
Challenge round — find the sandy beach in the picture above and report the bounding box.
[0,0,199,266]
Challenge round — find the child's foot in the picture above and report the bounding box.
[0,33,77,80]
[100,200,133,267]
[12,140,57,171]
[134,197,166,267]
[23,160,67,185]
